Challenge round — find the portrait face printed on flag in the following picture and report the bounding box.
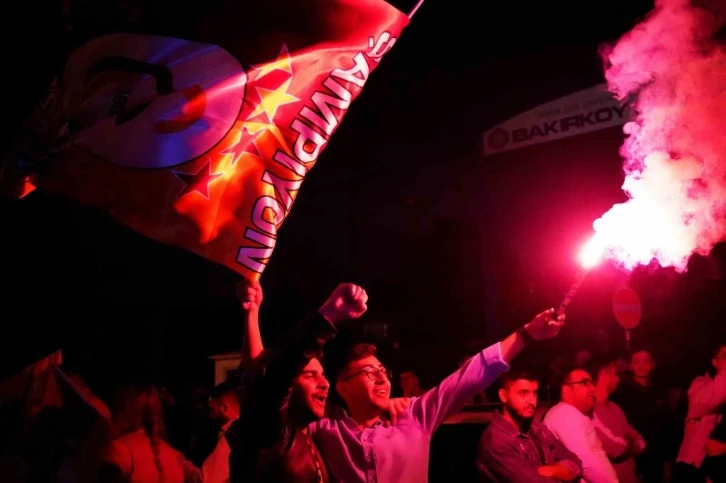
[9,0,413,280]
[61,34,247,169]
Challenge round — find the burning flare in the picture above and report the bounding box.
[578,236,606,269]
[588,0,726,271]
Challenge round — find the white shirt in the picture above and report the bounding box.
[544,402,618,483]
[678,372,726,468]
[202,418,237,483]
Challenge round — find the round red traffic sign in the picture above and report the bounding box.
[612,288,642,330]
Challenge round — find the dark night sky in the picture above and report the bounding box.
[5,0,708,385]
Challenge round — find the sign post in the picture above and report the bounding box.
[612,288,642,352]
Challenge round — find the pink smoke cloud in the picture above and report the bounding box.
[588,0,726,271]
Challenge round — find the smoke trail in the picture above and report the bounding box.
[592,0,726,271]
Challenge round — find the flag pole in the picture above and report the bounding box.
[408,0,425,18]
[54,366,91,405]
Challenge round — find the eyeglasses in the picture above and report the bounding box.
[339,366,392,382]
[565,378,594,387]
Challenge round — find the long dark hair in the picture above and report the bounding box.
[243,350,323,452]
[280,350,324,451]
[108,383,167,480]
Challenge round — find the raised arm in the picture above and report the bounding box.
[250,284,368,419]
[238,281,265,364]
[411,308,564,434]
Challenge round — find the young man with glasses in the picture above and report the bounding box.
[544,367,618,483]
[311,308,566,483]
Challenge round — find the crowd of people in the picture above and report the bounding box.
[5,280,726,483]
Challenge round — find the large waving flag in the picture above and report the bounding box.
[4,0,417,280]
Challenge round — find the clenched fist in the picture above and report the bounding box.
[318,283,368,324]
[237,281,263,312]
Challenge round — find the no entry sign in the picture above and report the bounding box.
[612,288,642,330]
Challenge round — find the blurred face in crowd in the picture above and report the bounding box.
[208,392,240,424]
[292,357,329,419]
[630,350,655,379]
[614,356,629,377]
[337,354,392,416]
[575,350,592,367]
[499,378,538,421]
[597,362,620,397]
[209,394,239,424]
[713,346,726,375]
[561,369,596,414]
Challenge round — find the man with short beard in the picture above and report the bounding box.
[477,371,582,482]
[311,308,566,483]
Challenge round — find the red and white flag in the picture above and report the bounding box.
[4,0,419,280]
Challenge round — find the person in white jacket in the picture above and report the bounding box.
[675,344,726,481]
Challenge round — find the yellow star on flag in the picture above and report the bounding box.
[248,77,299,122]
[251,44,293,80]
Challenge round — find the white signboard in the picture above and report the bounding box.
[482,84,633,156]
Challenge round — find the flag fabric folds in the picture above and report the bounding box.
[6,0,415,280]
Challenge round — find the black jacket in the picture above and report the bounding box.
[227,313,336,482]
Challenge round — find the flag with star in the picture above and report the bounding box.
[4,0,419,280]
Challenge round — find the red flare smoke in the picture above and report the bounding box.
[589,0,726,271]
